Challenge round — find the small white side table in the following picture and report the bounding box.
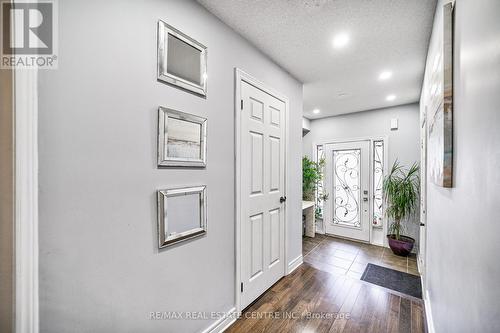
[302,200,315,238]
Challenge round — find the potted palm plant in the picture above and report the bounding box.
[383,161,420,256]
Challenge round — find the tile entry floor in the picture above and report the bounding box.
[303,234,420,279]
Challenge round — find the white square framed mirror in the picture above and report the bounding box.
[157,185,207,248]
[157,20,207,96]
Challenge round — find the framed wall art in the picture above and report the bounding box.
[157,185,207,248]
[157,20,207,96]
[158,107,207,168]
[428,2,453,188]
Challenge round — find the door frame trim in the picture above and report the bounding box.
[14,67,39,332]
[313,135,389,246]
[234,68,289,313]
[418,106,428,288]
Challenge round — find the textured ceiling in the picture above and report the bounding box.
[197,0,437,118]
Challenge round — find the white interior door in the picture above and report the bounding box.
[324,141,370,242]
[240,80,285,309]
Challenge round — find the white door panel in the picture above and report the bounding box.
[324,141,370,242]
[240,81,285,309]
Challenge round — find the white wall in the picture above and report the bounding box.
[302,117,311,132]
[302,104,421,247]
[37,1,303,332]
[420,0,500,332]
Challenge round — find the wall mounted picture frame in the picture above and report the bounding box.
[428,2,453,188]
[157,20,208,97]
[158,106,207,168]
[157,185,207,248]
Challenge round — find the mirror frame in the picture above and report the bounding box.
[157,185,207,248]
[157,20,208,97]
[157,106,207,168]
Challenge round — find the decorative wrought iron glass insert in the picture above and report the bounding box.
[332,149,361,228]
[372,140,384,227]
[315,145,325,218]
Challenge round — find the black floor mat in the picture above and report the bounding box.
[360,263,422,298]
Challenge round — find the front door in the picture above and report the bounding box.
[239,80,286,309]
[324,141,370,242]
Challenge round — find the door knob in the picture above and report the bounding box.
[280,196,287,203]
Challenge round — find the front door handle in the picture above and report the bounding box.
[280,196,287,203]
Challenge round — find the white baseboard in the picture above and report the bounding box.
[369,239,384,247]
[417,253,424,274]
[287,255,303,274]
[418,256,434,333]
[201,307,237,333]
[423,289,435,333]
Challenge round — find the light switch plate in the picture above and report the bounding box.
[390,118,398,130]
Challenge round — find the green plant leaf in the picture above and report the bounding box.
[302,156,326,201]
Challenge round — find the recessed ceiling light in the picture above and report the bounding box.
[313,108,321,114]
[379,70,392,80]
[386,94,396,101]
[333,33,349,49]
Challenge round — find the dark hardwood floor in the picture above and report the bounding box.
[226,235,425,333]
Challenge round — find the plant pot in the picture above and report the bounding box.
[387,235,415,257]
